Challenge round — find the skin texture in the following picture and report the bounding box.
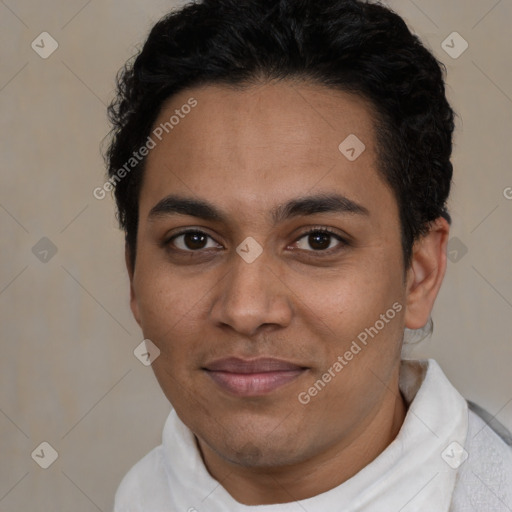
[126,80,450,505]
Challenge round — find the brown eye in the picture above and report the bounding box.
[294,229,347,253]
[307,232,332,250]
[167,230,221,251]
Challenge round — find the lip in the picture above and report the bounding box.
[203,357,308,397]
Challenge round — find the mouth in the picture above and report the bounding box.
[202,357,308,397]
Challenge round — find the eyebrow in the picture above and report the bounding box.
[147,192,370,226]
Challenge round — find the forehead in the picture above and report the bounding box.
[139,80,396,227]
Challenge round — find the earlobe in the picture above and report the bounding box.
[125,243,142,328]
[404,217,450,330]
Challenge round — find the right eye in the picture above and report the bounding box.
[165,229,223,252]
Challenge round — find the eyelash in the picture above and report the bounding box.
[164,226,349,256]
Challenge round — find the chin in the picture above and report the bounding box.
[199,420,309,469]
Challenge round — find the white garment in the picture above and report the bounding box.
[113,359,512,512]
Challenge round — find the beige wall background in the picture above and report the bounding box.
[1,0,511,510]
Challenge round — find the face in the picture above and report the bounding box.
[128,80,423,468]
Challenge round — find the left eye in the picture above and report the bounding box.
[293,230,345,252]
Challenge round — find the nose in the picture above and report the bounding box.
[209,248,293,338]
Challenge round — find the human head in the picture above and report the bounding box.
[103,0,454,502]
[105,0,454,274]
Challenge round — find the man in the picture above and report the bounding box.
[105,0,512,510]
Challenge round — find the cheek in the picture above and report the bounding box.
[294,268,405,430]
[133,265,209,404]
[133,259,203,343]
[293,258,402,341]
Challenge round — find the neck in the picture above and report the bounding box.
[196,382,408,505]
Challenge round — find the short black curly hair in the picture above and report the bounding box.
[104,0,454,272]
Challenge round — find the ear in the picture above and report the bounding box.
[125,243,142,327]
[404,216,450,330]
